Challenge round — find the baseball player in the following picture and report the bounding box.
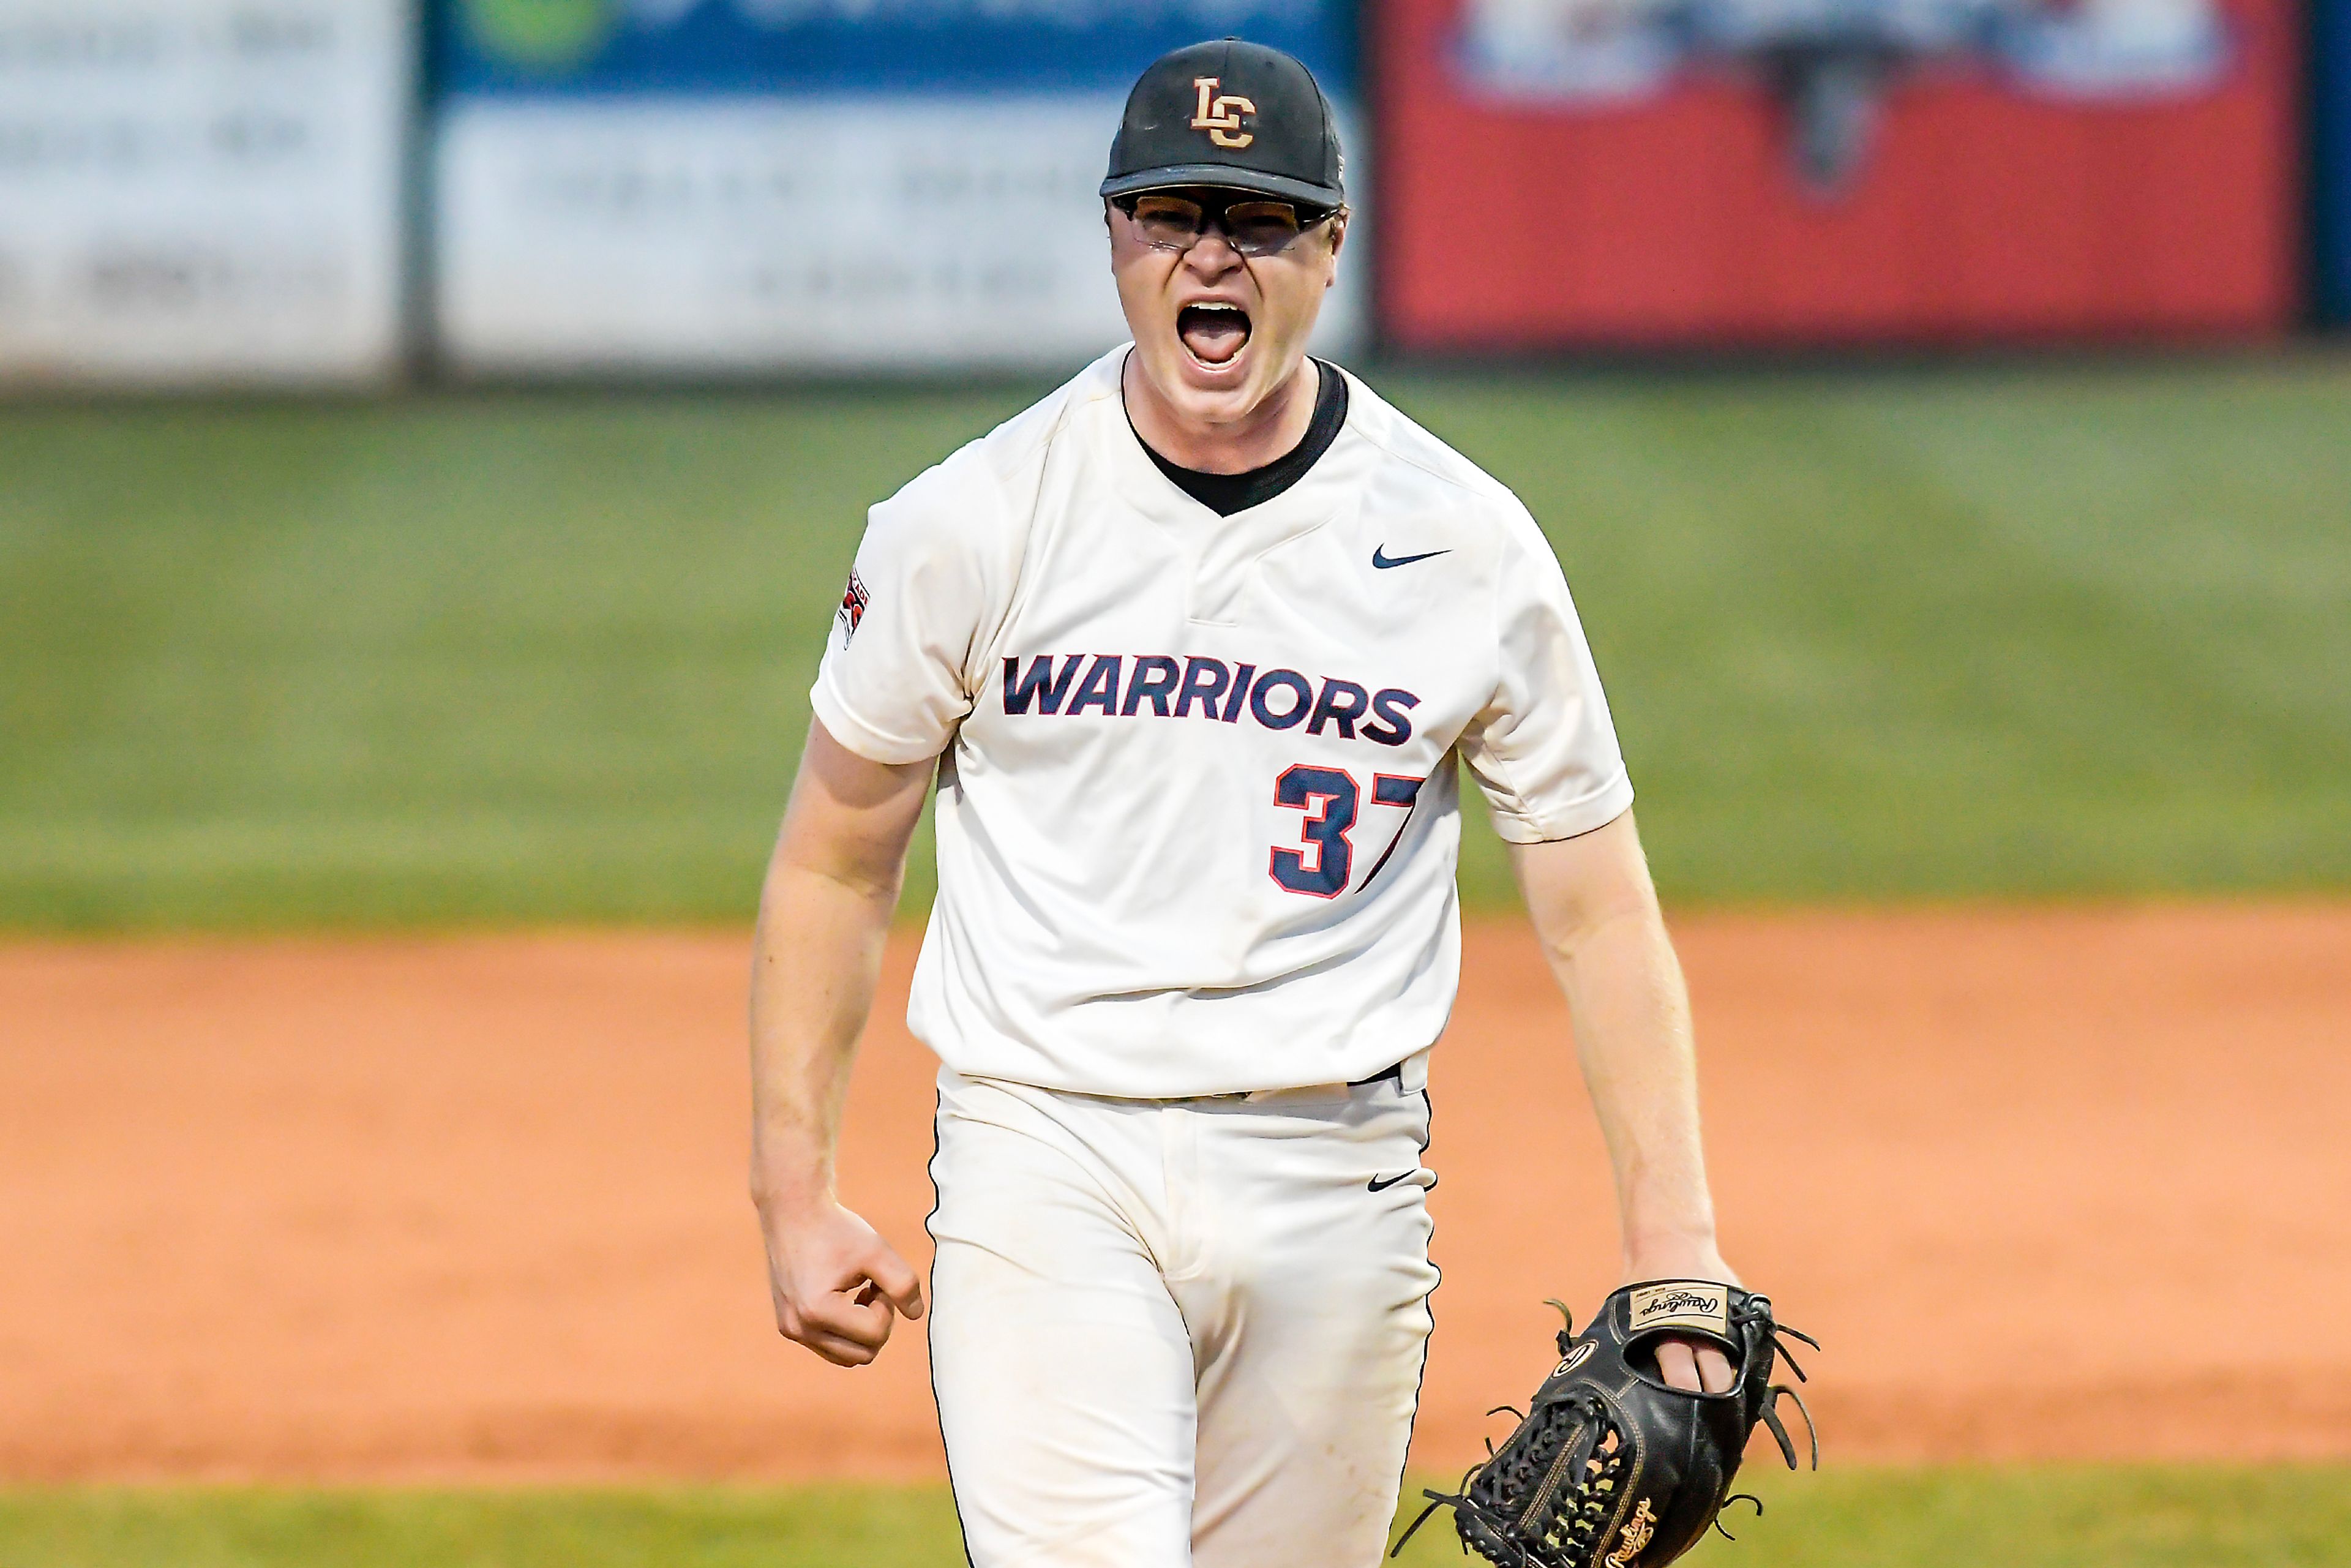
[749,38,1737,1568]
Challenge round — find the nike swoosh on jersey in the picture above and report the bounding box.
[1371,546,1449,569]
[1366,1171,1416,1192]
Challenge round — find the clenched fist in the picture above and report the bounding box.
[756,1195,924,1367]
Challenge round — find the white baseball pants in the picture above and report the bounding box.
[926,1065,1441,1568]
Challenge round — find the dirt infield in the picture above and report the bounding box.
[3,905,2345,1483]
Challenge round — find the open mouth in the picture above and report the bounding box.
[1177,302,1251,367]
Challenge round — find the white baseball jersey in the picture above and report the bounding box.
[812,347,1632,1098]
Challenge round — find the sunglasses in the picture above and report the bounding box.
[1115,190,1338,258]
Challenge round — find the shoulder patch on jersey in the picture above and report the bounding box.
[837,569,869,645]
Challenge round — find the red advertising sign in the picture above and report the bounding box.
[1378,0,2300,347]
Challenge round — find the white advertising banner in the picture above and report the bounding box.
[432,0,1364,373]
[437,96,1366,371]
[0,0,411,386]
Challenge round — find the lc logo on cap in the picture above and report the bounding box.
[1103,42,1345,211]
[1190,77,1256,149]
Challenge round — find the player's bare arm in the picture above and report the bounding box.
[748,719,931,1367]
[1510,809,1738,1395]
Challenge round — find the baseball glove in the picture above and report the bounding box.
[1393,1280,1817,1568]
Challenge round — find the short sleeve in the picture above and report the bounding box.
[1457,512,1635,842]
[809,459,1002,766]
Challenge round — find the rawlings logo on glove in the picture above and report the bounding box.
[1602,1499,1656,1566]
[1395,1281,1818,1568]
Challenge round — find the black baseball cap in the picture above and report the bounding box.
[1101,38,1345,211]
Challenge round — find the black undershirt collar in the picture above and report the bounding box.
[1133,359,1349,518]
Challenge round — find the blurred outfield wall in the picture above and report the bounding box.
[4,0,2350,386]
[0,0,411,386]
[432,0,1364,371]
[1382,0,2302,348]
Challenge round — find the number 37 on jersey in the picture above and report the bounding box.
[1002,649,1427,902]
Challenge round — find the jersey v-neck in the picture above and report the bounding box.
[1132,358,1351,517]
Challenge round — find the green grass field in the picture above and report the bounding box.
[7,367,2347,1550]
[6,1468,2350,1568]
[5,358,2348,929]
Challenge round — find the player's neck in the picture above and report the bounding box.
[1123,353,1321,476]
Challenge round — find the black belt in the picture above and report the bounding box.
[1187,1060,1408,1104]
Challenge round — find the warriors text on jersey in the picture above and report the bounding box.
[812,348,1631,1098]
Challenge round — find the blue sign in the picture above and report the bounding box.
[440,0,1356,97]
[429,0,1369,370]
[2319,0,2351,323]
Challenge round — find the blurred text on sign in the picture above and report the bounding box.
[0,0,410,387]
[433,0,1366,373]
